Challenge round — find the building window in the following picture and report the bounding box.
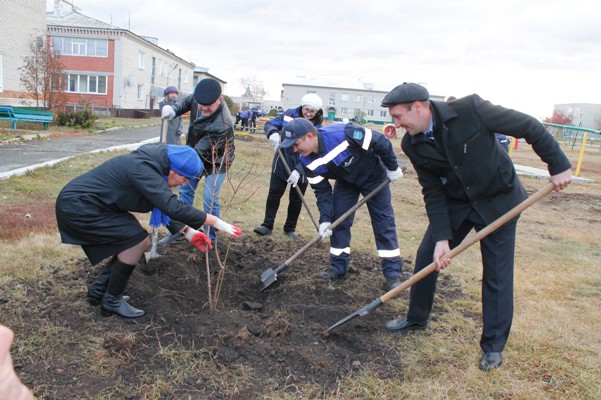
[366,95,375,104]
[138,52,145,69]
[184,70,189,83]
[380,110,387,118]
[65,74,108,94]
[367,110,375,117]
[51,37,108,57]
[137,84,144,100]
[341,107,348,114]
[341,93,349,102]
[354,95,361,103]
[329,93,336,106]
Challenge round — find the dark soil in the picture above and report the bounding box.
[9,234,467,399]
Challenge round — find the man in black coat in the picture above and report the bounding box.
[56,143,241,319]
[160,78,235,244]
[381,83,572,371]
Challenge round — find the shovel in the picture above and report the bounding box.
[144,118,170,263]
[261,179,390,291]
[276,146,319,232]
[325,182,555,333]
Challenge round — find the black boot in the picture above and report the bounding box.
[87,257,115,305]
[100,260,145,319]
[87,256,130,305]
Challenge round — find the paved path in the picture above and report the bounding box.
[0,125,163,180]
[0,125,594,184]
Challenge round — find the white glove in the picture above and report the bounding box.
[287,170,300,188]
[268,133,280,150]
[161,105,176,120]
[387,167,403,182]
[319,222,332,240]
[213,218,242,238]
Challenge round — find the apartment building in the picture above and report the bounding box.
[46,2,195,116]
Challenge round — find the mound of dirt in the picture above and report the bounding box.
[18,234,464,398]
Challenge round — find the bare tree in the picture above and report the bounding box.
[239,75,268,100]
[19,37,66,110]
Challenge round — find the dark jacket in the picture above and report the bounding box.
[300,123,399,223]
[159,97,183,144]
[173,95,235,175]
[56,143,207,245]
[401,94,572,242]
[264,106,324,181]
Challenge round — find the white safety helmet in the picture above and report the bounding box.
[300,93,323,110]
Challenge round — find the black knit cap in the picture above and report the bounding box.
[381,82,429,107]
[194,78,222,105]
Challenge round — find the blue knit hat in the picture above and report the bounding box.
[166,145,203,178]
[194,78,222,105]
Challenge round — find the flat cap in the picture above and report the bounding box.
[381,82,429,107]
[194,78,222,105]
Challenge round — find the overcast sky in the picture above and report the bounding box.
[48,0,600,119]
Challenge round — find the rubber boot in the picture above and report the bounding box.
[100,260,145,319]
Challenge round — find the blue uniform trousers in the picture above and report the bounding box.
[329,179,403,278]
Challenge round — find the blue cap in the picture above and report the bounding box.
[381,82,429,107]
[166,145,203,178]
[194,78,222,105]
[280,118,315,148]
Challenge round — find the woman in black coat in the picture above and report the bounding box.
[55,143,241,319]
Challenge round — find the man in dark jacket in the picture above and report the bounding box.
[280,118,406,291]
[160,78,235,244]
[381,83,572,371]
[56,143,241,319]
[253,93,324,241]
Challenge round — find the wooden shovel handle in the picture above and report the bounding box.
[276,147,320,231]
[380,182,555,303]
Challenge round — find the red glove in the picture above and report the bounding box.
[183,227,213,252]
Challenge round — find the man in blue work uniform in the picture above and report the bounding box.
[280,118,407,291]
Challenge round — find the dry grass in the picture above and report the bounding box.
[1,132,600,399]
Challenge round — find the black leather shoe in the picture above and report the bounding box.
[284,231,300,241]
[386,276,401,290]
[479,352,503,371]
[385,316,427,332]
[319,270,348,280]
[253,225,272,236]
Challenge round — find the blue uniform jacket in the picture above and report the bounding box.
[264,106,324,181]
[299,123,399,223]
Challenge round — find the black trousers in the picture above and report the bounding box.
[407,208,519,353]
[261,173,308,232]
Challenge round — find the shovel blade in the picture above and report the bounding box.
[260,269,277,291]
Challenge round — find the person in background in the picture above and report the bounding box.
[381,82,572,371]
[159,86,183,144]
[253,94,324,241]
[0,324,34,400]
[56,143,241,319]
[160,78,236,244]
[249,107,259,133]
[280,118,407,290]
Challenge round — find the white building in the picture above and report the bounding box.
[0,0,47,106]
[282,78,444,124]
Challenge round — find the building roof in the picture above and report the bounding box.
[47,10,122,31]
